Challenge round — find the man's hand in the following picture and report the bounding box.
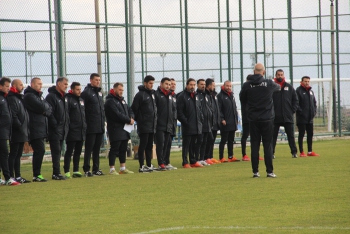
[222,120,226,126]
[130,118,135,125]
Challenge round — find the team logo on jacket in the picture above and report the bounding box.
[310,91,313,95]
[65,98,68,102]
[98,92,102,96]
[173,97,176,102]
[284,87,289,91]
[80,101,84,106]
[122,100,126,104]
[152,94,155,99]
[41,96,44,100]
[205,97,208,102]
[196,97,198,100]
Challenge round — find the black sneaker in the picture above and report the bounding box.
[84,171,94,177]
[92,170,104,176]
[138,165,153,173]
[16,177,31,183]
[52,174,66,180]
[253,172,260,178]
[32,175,47,182]
[292,154,298,158]
[267,173,277,178]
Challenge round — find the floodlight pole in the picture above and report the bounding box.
[330,0,337,134]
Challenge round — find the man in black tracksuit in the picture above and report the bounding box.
[81,73,106,176]
[105,82,135,175]
[197,79,213,166]
[131,75,157,173]
[177,78,203,168]
[154,77,174,171]
[204,78,221,164]
[46,77,69,180]
[217,80,240,162]
[7,79,30,183]
[240,63,280,178]
[296,76,319,157]
[23,77,52,182]
[63,82,87,178]
[272,69,299,158]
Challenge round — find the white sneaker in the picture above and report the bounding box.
[165,164,177,170]
[199,160,209,166]
[0,178,5,185]
[109,169,119,175]
[253,172,260,178]
[267,173,277,178]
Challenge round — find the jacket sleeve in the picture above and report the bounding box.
[296,88,303,114]
[128,105,135,119]
[176,95,188,124]
[217,94,225,121]
[313,91,317,116]
[8,97,21,129]
[291,87,299,113]
[131,93,141,121]
[45,94,58,128]
[24,93,51,116]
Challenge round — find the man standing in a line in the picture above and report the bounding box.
[81,73,106,177]
[296,76,319,157]
[272,69,299,158]
[24,77,52,182]
[240,63,280,178]
[132,75,157,173]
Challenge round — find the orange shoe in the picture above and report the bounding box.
[205,159,214,165]
[183,164,192,168]
[219,158,228,163]
[300,152,307,157]
[242,155,250,161]
[210,158,221,164]
[307,152,319,156]
[190,162,204,168]
[228,157,240,162]
[259,156,264,160]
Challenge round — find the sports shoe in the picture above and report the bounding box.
[205,159,214,165]
[253,172,260,178]
[259,156,264,160]
[73,171,83,178]
[183,164,191,168]
[16,177,31,183]
[292,154,298,158]
[93,170,104,176]
[242,155,250,161]
[190,162,204,168]
[307,152,319,156]
[228,157,240,162]
[165,164,177,170]
[273,155,276,159]
[138,165,153,173]
[267,173,277,178]
[109,169,119,175]
[32,175,47,182]
[300,152,307,157]
[0,178,5,185]
[210,158,221,164]
[52,174,66,180]
[84,171,94,177]
[119,169,134,174]
[6,178,21,186]
[220,158,228,163]
[64,172,71,179]
[199,160,209,166]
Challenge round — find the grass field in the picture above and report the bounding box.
[1,138,350,234]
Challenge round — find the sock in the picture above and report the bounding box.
[109,167,115,172]
[120,166,125,171]
[308,152,312,154]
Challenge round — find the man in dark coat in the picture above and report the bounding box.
[7,79,30,183]
[217,80,240,163]
[0,77,20,186]
[24,77,52,182]
[296,76,319,157]
[105,82,135,175]
[240,63,280,178]
[63,82,87,178]
[81,73,106,177]
[131,75,157,173]
[272,69,299,158]
[177,78,204,168]
[46,77,69,180]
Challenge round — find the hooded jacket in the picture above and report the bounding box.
[217,87,239,132]
[23,86,52,140]
[45,86,69,141]
[176,89,203,136]
[0,91,12,140]
[197,88,213,133]
[154,86,174,133]
[7,89,30,142]
[131,85,157,134]
[81,84,105,134]
[65,92,87,142]
[239,74,280,122]
[296,85,317,124]
[105,90,134,142]
[272,79,299,124]
[206,89,221,131]
[170,90,177,136]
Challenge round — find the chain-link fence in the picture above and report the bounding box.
[1,0,350,135]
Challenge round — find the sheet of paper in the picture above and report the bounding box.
[124,124,134,133]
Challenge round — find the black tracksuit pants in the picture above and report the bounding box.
[108,140,128,166]
[241,123,250,156]
[0,140,11,181]
[138,133,154,168]
[83,133,103,172]
[297,123,314,153]
[164,135,175,165]
[219,131,235,159]
[273,123,297,155]
[154,131,170,166]
[64,140,83,173]
[205,130,217,159]
[250,120,274,174]
[182,134,202,165]
[8,141,25,178]
[49,140,63,175]
[30,138,46,177]
[199,132,209,161]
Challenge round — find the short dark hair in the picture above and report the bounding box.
[205,78,214,87]
[70,82,81,90]
[31,77,41,85]
[0,77,11,86]
[301,76,310,81]
[56,77,68,85]
[144,75,155,83]
[275,69,284,76]
[223,80,231,85]
[161,77,171,83]
[186,78,196,85]
[113,82,123,88]
[90,73,100,80]
[170,78,175,81]
[197,79,205,85]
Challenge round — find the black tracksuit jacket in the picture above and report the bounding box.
[295,85,317,124]
[217,88,239,132]
[197,89,213,133]
[206,89,221,131]
[65,92,87,142]
[154,87,175,133]
[0,91,12,140]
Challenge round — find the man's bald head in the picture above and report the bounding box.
[11,79,24,93]
[254,63,266,76]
